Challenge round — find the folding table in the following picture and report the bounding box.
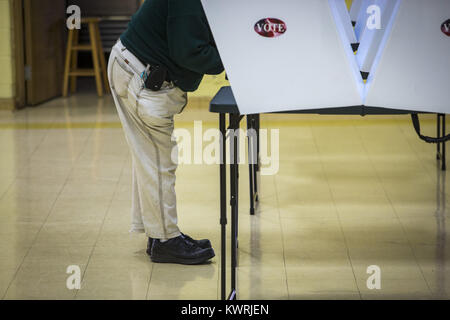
[210,85,447,300]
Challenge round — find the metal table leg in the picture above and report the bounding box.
[219,113,227,300]
[437,114,447,171]
[254,114,260,202]
[442,114,446,171]
[247,115,256,215]
[229,113,240,300]
[437,114,441,160]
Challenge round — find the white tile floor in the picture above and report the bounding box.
[0,92,449,300]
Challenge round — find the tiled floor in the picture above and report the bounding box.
[0,92,449,300]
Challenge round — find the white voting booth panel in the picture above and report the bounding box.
[202,0,450,115]
[356,0,400,74]
[350,0,364,24]
[354,0,373,40]
[365,0,450,113]
[335,0,357,45]
[201,0,364,115]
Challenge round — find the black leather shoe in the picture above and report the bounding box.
[146,233,211,256]
[150,235,215,265]
[181,233,212,249]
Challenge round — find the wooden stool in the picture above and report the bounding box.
[63,17,110,97]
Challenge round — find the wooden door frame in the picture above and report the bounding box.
[21,0,66,106]
[0,0,25,110]
[12,0,26,109]
[23,0,33,105]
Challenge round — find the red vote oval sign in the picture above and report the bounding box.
[254,18,287,38]
[442,19,450,36]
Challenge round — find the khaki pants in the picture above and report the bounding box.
[107,40,187,239]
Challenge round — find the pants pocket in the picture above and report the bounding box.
[136,86,188,128]
[111,58,133,98]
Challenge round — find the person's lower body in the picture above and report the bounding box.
[107,40,214,264]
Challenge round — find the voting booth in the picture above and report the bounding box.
[202,0,450,115]
[201,0,450,300]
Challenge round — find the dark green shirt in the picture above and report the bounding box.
[120,0,224,92]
